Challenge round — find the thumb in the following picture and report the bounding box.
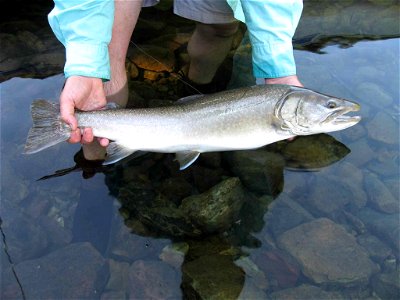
[60,99,78,131]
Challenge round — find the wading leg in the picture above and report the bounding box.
[187,22,239,85]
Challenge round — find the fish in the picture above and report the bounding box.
[24,84,361,170]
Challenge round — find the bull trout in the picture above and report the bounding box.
[24,84,361,170]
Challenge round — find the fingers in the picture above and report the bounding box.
[60,76,107,145]
[98,138,110,147]
[81,128,94,144]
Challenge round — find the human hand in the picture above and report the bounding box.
[60,76,109,146]
[265,75,303,87]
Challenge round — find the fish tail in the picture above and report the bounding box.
[24,100,71,154]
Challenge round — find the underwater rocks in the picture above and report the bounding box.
[180,177,246,233]
[225,149,285,196]
[182,254,245,299]
[3,243,108,299]
[277,218,379,285]
[182,236,245,300]
[366,111,399,145]
[280,134,351,170]
[269,284,344,300]
[128,260,181,299]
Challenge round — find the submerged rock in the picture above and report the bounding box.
[182,254,245,300]
[357,233,393,264]
[371,268,400,300]
[128,45,175,72]
[366,111,399,145]
[280,134,350,170]
[278,218,378,285]
[357,208,400,252]
[269,284,344,300]
[364,171,399,214]
[224,149,285,196]
[303,175,366,216]
[128,260,181,299]
[180,177,246,233]
[264,193,314,238]
[159,242,189,269]
[6,243,108,300]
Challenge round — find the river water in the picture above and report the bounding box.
[1,1,399,299]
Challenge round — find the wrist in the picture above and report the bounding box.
[264,75,303,87]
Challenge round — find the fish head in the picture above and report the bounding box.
[276,87,361,135]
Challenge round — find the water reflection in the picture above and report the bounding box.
[1,0,399,299]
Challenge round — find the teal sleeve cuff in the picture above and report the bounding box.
[251,42,296,78]
[64,42,111,80]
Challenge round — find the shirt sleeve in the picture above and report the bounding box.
[48,0,114,80]
[229,0,303,79]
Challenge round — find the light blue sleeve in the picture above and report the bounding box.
[228,0,303,79]
[48,0,114,80]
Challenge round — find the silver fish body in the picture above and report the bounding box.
[25,84,361,169]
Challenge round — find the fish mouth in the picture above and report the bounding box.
[328,103,361,126]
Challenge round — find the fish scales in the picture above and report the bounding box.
[24,84,361,169]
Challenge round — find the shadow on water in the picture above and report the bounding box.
[1,0,399,299]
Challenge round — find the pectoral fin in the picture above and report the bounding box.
[175,151,200,170]
[104,142,136,165]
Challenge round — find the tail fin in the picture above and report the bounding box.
[24,100,71,154]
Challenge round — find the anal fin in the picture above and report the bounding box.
[104,142,136,165]
[175,151,200,170]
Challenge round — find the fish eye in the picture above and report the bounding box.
[327,100,337,109]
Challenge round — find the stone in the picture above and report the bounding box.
[159,176,192,202]
[190,165,225,193]
[128,45,175,72]
[372,268,400,300]
[366,111,399,145]
[253,250,300,290]
[357,208,400,252]
[126,60,139,79]
[159,242,189,269]
[364,171,399,214]
[182,254,244,300]
[347,139,375,167]
[357,233,393,264]
[101,290,127,300]
[128,260,181,300]
[106,215,167,262]
[237,280,268,300]
[234,256,268,290]
[264,193,314,238]
[224,149,285,196]
[143,70,160,81]
[180,177,246,233]
[302,175,353,216]
[356,82,393,107]
[281,134,350,170]
[1,210,49,264]
[5,243,108,299]
[367,148,400,177]
[147,33,191,51]
[106,259,130,292]
[269,284,344,300]
[278,218,378,285]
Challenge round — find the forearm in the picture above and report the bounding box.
[48,0,114,80]
[240,0,303,78]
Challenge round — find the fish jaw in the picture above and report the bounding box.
[321,101,361,133]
